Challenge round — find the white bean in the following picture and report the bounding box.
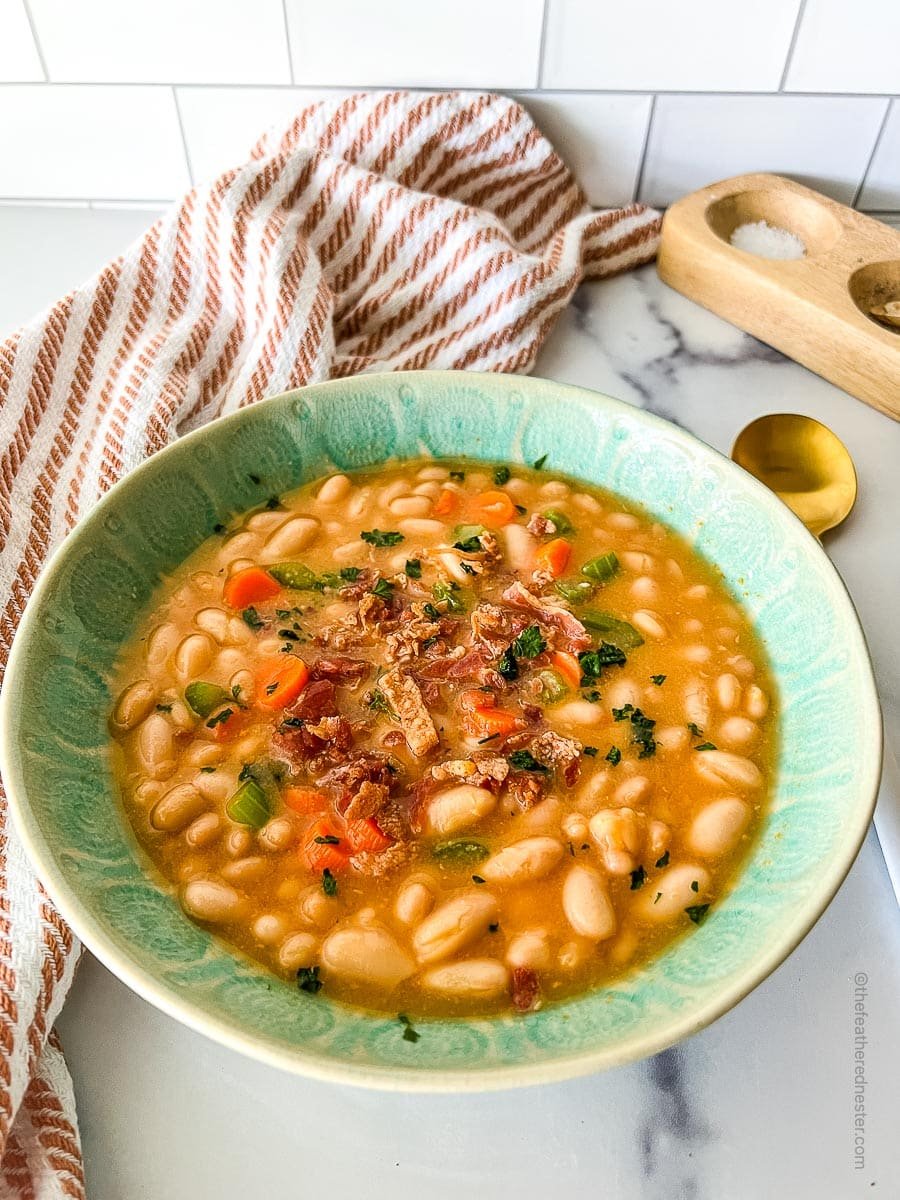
[225,827,253,857]
[553,699,605,728]
[639,864,711,920]
[656,725,690,752]
[137,713,175,779]
[278,931,319,971]
[561,812,589,841]
[146,622,179,673]
[181,879,245,923]
[258,816,296,853]
[715,672,742,712]
[589,808,642,875]
[389,495,432,517]
[183,741,224,768]
[684,584,709,602]
[193,770,230,802]
[572,492,602,513]
[728,654,755,680]
[619,551,657,574]
[745,684,770,720]
[194,607,230,644]
[416,465,449,481]
[481,837,564,885]
[694,749,762,790]
[111,680,156,732]
[321,924,416,989]
[501,523,536,571]
[394,878,435,926]
[173,632,215,682]
[613,775,652,807]
[221,856,268,885]
[505,930,552,971]
[333,539,368,562]
[412,891,499,964]
[426,785,496,836]
[606,677,641,711]
[682,644,712,663]
[184,812,221,849]
[715,716,760,752]
[631,576,661,604]
[316,474,352,503]
[398,517,445,537]
[689,797,751,857]
[420,958,508,999]
[606,512,640,530]
[412,480,441,498]
[684,681,711,728]
[264,516,320,558]
[245,510,289,533]
[252,914,288,945]
[631,610,668,641]
[562,866,617,940]
[298,885,339,929]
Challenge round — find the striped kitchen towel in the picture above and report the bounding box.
[0,90,660,1196]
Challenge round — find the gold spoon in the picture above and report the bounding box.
[732,413,858,538]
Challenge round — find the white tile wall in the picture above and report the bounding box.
[0,0,896,211]
[0,0,43,81]
[640,94,888,208]
[285,0,544,89]
[786,0,900,95]
[0,85,190,199]
[28,0,291,84]
[542,0,802,92]
[859,101,900,211]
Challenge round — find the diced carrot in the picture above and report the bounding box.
[206,705,248,743]
[469,489,516,528]
[459,689,525,739]
[257,657,309,709]
[302,817,351,872]
[283,786,329,816]
[223,565,280,609]
[534,537,572,579]
[432,488,458,517]
[346,817,394,853]
[551,650,582,691]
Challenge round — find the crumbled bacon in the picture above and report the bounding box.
[428,755,509,791]
[505,771,545,810]
[530,729,583,786]
[381,729,407,748]
[290,679,337,721]
[501,580,590,652]
[320,752,397,811]
[310,656,371,683]
[470,603,530,655]
[378,668,439,757]
[351,841,413,878]
[511,967,540,1012]
[385,604,442,664]
[344,779,391,822]
[526,513,554,538]
[337,569,377,600]
[304,714,353,752]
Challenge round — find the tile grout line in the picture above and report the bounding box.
[20,0,49,82]
[171,86,195,187]
[535,0,551,90]
[852,98,893,209]
[632,94,656,206]
[0,80,895,100]
[778,0,809,92]
[281,0,295,86]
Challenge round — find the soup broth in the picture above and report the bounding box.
[111,458,776,1017]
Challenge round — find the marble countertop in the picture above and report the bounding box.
[2,205,898,1199]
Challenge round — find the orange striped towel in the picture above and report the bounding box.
[0,90,660,1194]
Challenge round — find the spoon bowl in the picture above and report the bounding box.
[732,413,858,537]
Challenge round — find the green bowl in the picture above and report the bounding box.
[1,371,881,1090]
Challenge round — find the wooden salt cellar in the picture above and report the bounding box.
[657,172,900,421]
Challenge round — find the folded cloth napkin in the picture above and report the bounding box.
[0,90,660,1195]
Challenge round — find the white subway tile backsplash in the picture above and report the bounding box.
[640,94,888,208]
[177,87,347,185]
[28,0,291,84]
[0,0,44,81]
[542,0,801,92]
[285,0,543,88]
[0,85,190,199]
[858,102,900,210]
[785,0,900,95]
[515,93,652,207]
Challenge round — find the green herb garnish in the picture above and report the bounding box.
[322,868,338,897]
[691,880,700,892]
[695,742,717,751]
[583,746,599,757]
[361,529,404,547]
[630,866,646,890]
[578,642,627,684]
[508,749,549,772]
[242,606,263,630]
[205,706,235,729]
[422,602,441,621]
[265,495,281,510]
[398,1013,420,1043]
[432,580,464,612]
[368,689,395,717]
[493,466,511,485]
[471,874,486,884]
[297,966,323,994]
[687,722,704,739]
[611,703,656,758]
[155,703,173,713]
[405,559,422,579]
[314,834,341,846]
[340,566,361,581]
[370,577,395,601]
[497,648,518,681]
[449,470,466,481]
[532,453,548,470]
[651,674,666,686]
[511,625,546,658]
[685,904,710,925]
[605,746,621,766]
[431,839,490,864]
[655,850,670,868]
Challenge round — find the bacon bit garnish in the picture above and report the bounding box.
[511,967,540,1012]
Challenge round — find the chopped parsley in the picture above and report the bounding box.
[361,529,404,547]
[398,1013,420,1043]
[532,453,548,470]
[612,703,657,758]
[471,874,486,884]
[453,535,483,553]
[695,741,717,751]
[322,868,338,897]
[687,722,704,739]
[213,522,226,534]
[340,566,362,582]
[422,602,441,621]
[691,879,700,892]
[205,707,234,729]
[685,904,711,925]
[431,839,489,864]
[449,470,466,481]
[266,682,278,695]
[432,580,464,612]
[297,966,322,994]
[578,642,626,684]
[496,648,519,681]
[605,746,622,766]
[655,850,670,869]
[264,495,282,510]
[651,674,667,686]
[493,465,511,485]
[654,892,662,905]
[242,606,263,630]
[583,746,599,757]
[488,922,500,933]
[367,689,394,717]
[511,625,546,658]
[508,749,549,773]
[370,577,395,601]
[405,558,422,579]
[630,866,646,890]
[278,628,300,641]
[155,703,173,713]
[460,561,477,576]
[514,503,527,515]
[314,834,341,846]
[199,766,216,773]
